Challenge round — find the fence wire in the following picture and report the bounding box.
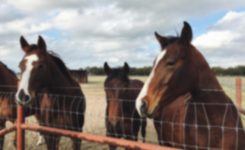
[0,81,243,150]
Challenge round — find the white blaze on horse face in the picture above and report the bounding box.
[136,50,166,116]
[16,54,39,101]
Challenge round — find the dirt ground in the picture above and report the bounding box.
[2,76,245,149]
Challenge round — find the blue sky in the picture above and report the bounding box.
[191,6,245,36]
[190,13,225,36]
[0,0,245,71]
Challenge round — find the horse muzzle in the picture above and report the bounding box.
[16,89,32,106]
[136,97,161,118]
[140,100,148,117]
[136,99,151,118]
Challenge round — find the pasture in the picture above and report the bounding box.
[2,75,245,149]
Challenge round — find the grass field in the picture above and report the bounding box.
[3,76,245,149]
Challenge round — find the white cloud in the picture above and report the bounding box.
[216,11,245,26]
[0,4,25,22]
[193,31,238,49]
[5,0,90,12]
[0,1,245,70]
[193,11,245,67]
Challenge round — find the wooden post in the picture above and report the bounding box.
[17,105,25,150]
[236,78,242,108]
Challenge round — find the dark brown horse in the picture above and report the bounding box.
[0,62,43,148]
[136,22,245,149]
[16,36,86,150]
[0,62,17,149]
[104,62,147,150]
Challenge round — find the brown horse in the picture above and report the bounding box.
[16,36,86,150]
[136,22,245,149]
[0,62,43,148]
[0,62,17,149]
[104,62,147,150]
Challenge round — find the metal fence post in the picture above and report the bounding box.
[17,105,25,150]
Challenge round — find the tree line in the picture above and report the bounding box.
[212,66,245,76]
[84,65,245,76]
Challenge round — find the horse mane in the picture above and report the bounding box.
[0,61,16,76]
[47,51,77,85]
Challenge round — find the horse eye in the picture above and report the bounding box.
[166,60,175,66]
[37,64,44,69]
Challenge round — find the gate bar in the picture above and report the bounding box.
[0,125,16,137]
[17,105,25,150]
[22,124,179,150]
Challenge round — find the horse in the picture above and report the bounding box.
[136,21,245,149]
[15,36,86,150]
[0,62,45,148]
[104,62,147,150]
[0,62,17,149]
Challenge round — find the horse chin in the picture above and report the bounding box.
[139,111,148,118]
[146,105,160,118]
[146,113,154,118]
[15,98,33,106]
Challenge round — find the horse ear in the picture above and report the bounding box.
[155,32,168,50]
[180,21,192,44]
[124,62,130,74]
[37,35,47,52]
[20,36,29,52]
[104,62,111,75]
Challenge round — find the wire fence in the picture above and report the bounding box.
[0,77,243,150]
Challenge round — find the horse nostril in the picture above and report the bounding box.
[140,100,148,116]
[18,89,25,101]
[18,89,31,104]
[23,95,31,103]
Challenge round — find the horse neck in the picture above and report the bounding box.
[191,50,231,103]
[48,65,79,94]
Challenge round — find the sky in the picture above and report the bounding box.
[0,0,245,71]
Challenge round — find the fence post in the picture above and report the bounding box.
[236,78,242,108]
[17,105,25,150]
